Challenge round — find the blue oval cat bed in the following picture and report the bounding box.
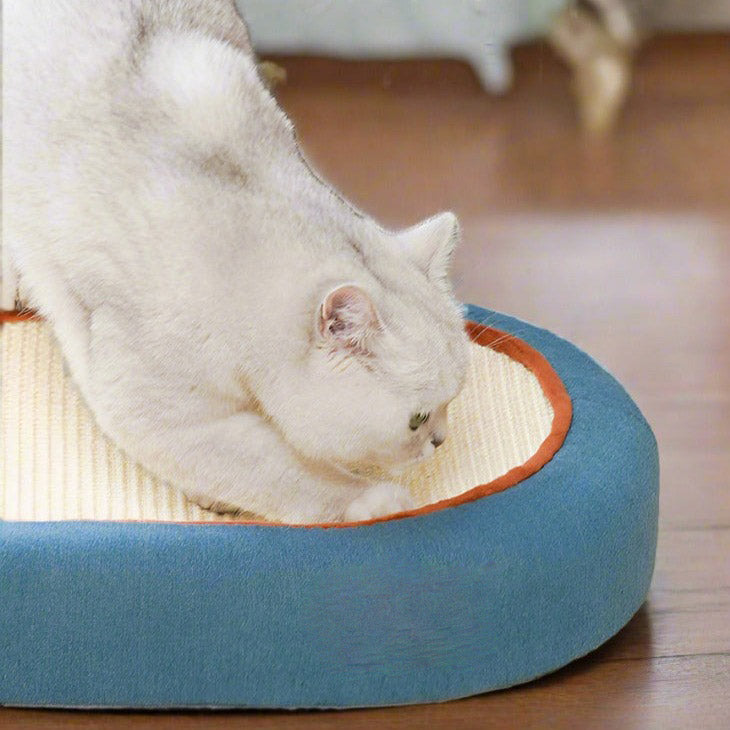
[0,304,658,709]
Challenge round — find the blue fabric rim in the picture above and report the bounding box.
[0,305,659,708]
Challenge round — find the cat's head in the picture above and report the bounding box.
[271,212,470,472]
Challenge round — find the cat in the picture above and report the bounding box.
[4,0,469,523]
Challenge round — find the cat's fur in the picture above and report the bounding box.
[4,0,469,523]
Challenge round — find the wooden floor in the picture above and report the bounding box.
[3,34,729,729]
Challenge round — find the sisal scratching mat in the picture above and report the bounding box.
[0,305,659,709]
[1,319,555,524]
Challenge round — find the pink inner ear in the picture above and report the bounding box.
[320,285,378,343]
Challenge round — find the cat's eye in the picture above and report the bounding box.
[409,412,430,431]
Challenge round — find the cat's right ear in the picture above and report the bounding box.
[396,212,460,291]
[318,285,381,355]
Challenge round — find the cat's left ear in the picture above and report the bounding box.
[396,212,460,289]
[318,284,381,355]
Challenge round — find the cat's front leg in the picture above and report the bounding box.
[189,480,415,526]
[191,477,417,523]
[343,481,415,522]
[156,410,409,524]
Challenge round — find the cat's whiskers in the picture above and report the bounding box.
[485,331,524,351]
[465,318,528,354]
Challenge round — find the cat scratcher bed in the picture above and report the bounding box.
[0,304,658,709]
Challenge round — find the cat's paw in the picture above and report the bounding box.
[184,492,241,515]
[344,482,415,522]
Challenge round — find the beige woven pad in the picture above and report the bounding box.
[1,321,553,522]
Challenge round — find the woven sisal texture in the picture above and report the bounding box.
[1,322,553,523]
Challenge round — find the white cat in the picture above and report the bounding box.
[4,0,469,523]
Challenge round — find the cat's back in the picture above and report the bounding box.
[5,1,136,140]
[4,0,257,279]
[5,0,251,166]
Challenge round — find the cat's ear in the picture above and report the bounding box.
[397,212,460,289]
[318,285,381,353]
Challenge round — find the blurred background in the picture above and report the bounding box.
[236,0,729,725]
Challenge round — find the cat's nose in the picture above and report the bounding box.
[431,435,445,448]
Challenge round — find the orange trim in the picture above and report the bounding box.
[0,309,40,323]
[2,313,572,529]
